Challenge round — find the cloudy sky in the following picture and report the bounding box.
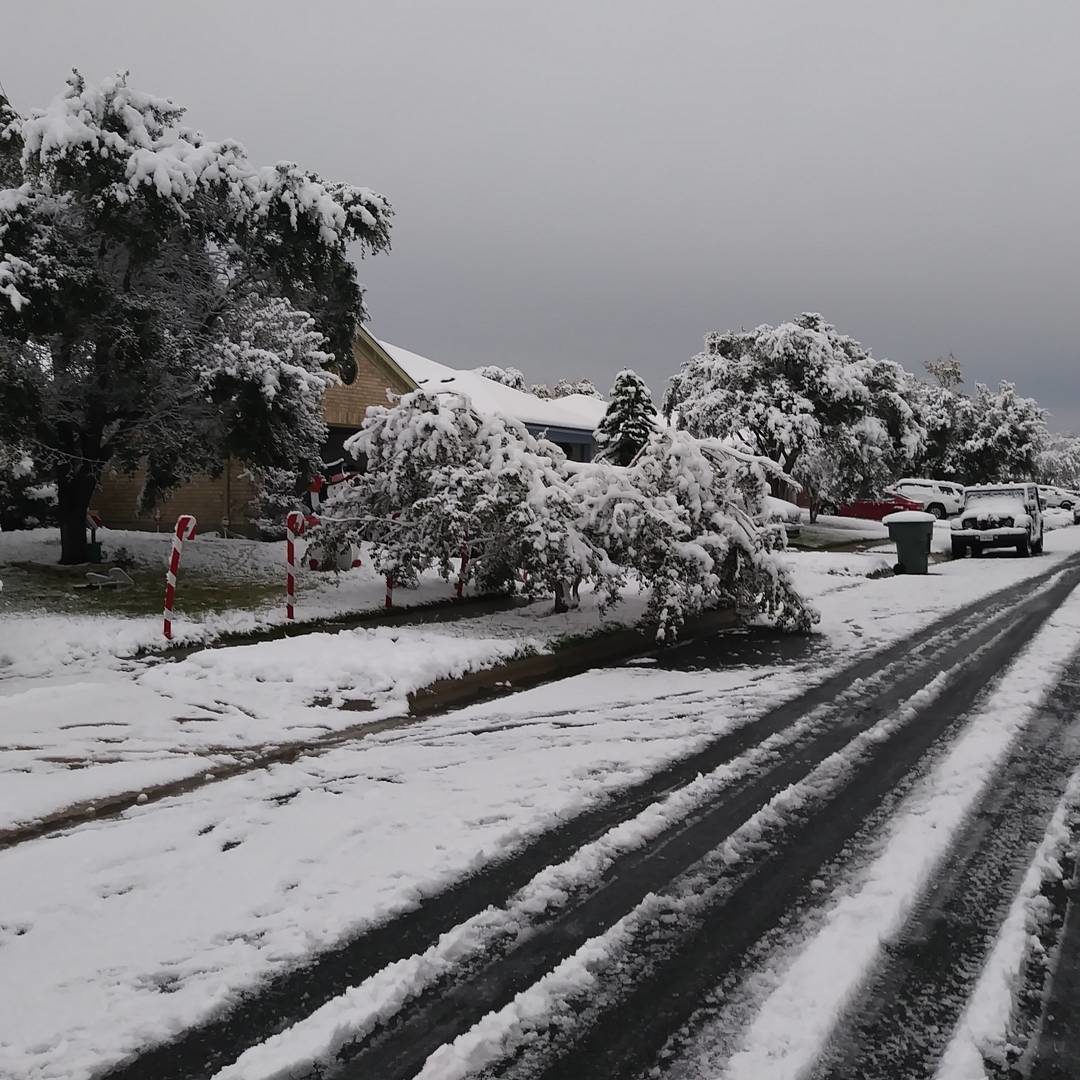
[5,2,1079,425]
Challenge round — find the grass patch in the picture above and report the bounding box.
[0,561,281,618]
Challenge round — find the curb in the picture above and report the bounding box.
[409,607,739,715]
[142,591,523,662]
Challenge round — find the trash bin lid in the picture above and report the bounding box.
[882,510,937,525]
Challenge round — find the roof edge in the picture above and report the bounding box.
[355,325,419,391]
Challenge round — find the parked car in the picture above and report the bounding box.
[892,478,965,519]
[1038,485,1076,511]
[826,490,925,521]
[950,483,1044,557]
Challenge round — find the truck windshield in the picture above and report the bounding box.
[966,489,1024,503]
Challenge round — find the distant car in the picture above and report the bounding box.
[951,483,1044,557]
[827,490,925,521]
[893,478,965,519]
[1038,485,1076,511]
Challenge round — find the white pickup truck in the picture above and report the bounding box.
[950,483,1044,557]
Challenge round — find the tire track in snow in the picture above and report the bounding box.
[809,650,1080,1078]
[448,567,1080,1080]
[102,558,1080,1080]
[219,569,1080,1080]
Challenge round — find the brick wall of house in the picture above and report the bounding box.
[324,334,412,426]
[92,458,261,536]
[93,333,415,534]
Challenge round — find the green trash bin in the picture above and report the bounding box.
[882,510,936,574]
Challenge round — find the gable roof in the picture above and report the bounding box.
[378,340,608,434]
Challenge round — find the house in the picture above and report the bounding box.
[92,327,606,534]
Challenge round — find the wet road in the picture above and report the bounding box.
[102,557,1080,1080]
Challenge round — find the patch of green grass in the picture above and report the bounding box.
[0,561,281,618]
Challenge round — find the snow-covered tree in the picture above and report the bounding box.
[315,388,605,606]
[530,377,602,400]
[908,377,971,482]
[663,313,925,518]
[0,440,56,530]
[1039,433,1080,489]
[312,387,815,638]
[473,364,527,391]
[953,381,1048,484]
[593,369,657,466]
[555,377,601,398]
[0,72,392,561]
[925,353,964,390]
[572,429,816,639]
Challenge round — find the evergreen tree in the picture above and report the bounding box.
[593,369,657,466]
[0,72,392,561]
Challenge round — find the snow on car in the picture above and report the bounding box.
[892,478,965,518]
[951,483,1045,557]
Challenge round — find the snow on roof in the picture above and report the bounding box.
[379,341,607,434]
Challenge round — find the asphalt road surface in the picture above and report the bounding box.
[104,557,1080,1080]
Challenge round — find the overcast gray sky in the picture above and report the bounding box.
[5,2,1079,426]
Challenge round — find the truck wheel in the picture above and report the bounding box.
[927,503,946,519]
[971,542,983,558]
[950,539,966,557]
[1017,536,1031,557]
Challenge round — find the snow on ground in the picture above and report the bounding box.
[935,771,1080,1080]
[679,582,1080,1080]
[3,528,1080,1078]
[0,586,656,831]
[0,626,540,831]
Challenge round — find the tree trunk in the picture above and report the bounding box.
[57,469,97,564]
[553,581,570,614]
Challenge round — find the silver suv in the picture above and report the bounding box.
[950,483,1044,557]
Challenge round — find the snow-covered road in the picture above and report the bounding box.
[4,533,1080,1080]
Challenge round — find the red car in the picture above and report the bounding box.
[832,490,925,521]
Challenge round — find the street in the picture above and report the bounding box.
[3,537,1080,1079]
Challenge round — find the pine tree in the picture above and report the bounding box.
[593,369,657,466]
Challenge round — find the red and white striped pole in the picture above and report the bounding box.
[163,514,197,641]
[286,510,307,621]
